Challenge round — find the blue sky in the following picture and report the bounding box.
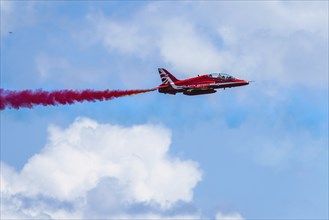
[1,1,328,219]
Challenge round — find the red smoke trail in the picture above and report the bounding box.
[0,88,156,110]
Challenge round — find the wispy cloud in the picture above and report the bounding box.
[81,1,328,87]
[84,6,224,74]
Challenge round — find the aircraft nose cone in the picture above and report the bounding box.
[239,80,249,86]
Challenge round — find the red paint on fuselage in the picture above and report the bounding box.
[157,68,249,95]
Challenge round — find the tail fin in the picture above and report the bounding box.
[158,68,179,85]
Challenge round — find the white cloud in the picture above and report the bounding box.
[216,211,244,220]
[83,1,328,87]
[201,1,329,87]
[85,6,223,75]
[89,12,154,59]
[1,117,202,218]
[159,18,222,74]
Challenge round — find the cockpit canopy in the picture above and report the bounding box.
[208,73,235,79]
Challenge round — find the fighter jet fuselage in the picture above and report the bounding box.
[157,68,249,96]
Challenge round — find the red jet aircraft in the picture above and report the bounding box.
[157,68,249,96]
